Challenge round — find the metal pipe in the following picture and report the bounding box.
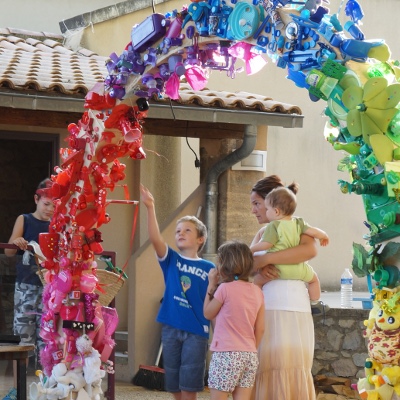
[203,124,258,260]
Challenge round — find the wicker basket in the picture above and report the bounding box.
[37,268,125,307]
[95,269,125,306]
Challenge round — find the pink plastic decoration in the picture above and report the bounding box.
[165,73,181,99]
[99,306,119,362]
[185,65,208,91]
[228,42,267,75]
[80,272,98,293]
[83,293,99,323]
[60,304,78,321]
[49,289,66,312]
[55,270,73,293]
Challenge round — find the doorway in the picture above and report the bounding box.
[0,131,58,334]
[0,132,59,243]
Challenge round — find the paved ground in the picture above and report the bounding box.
[0,372,211,400]
[112,291,372,399]
[115,382,211,400]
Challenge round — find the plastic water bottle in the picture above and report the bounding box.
[340,268,353,308]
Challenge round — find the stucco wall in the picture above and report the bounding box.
[0,0,131,33]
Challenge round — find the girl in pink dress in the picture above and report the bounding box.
[204,240,265,400]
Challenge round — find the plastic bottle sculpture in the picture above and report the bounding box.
[29,1,400,399]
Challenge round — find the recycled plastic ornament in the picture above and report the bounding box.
[342,77,400,163]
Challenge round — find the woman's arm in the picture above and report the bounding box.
[253,234,317,270]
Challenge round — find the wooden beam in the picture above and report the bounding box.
[143,119,244,139]
[0,107,83,129]
[0,107,245,139]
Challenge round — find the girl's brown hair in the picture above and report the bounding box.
[217,240,253,282]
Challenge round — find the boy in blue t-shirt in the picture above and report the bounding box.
[140,185,215,399]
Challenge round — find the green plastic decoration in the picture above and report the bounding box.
[342,78,400,161]
[351,242,373,278]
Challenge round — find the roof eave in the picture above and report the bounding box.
[0,91,84,113]
[0,91,303,128]
[147,103,303,128]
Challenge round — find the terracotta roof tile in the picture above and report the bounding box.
[0,40,21,51]
[4,35,25,44]
[0,30,108,95]
[0,28,302,115]
[153,83,303,115]
[0,27,64,40]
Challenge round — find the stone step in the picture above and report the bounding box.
[115,350,128,364]
[112,332,133,382]
[114,350,131,383]
[115,330,128,353]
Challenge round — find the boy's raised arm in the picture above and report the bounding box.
[140,185,168,258]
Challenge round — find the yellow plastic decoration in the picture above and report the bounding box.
[377,384,394,400]
[342,77,400,161]
[381,366,400,395]
[369,135,394,165]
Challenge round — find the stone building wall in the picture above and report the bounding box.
[313,308,370,382]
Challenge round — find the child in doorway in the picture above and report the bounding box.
[3,178,54,400]
[140,184,215,400]
[204,240,264,400]
[250,184,329,315]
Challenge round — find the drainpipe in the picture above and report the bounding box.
[202,124,258,263]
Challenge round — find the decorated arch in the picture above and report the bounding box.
[28,0,400,399]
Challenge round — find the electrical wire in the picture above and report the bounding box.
[168,98,176,120]
[167,99,200,168]
[185,122,200,168]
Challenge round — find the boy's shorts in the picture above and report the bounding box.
[208,351,259,393]
[14,282,44,357]
[161,324,208,392]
